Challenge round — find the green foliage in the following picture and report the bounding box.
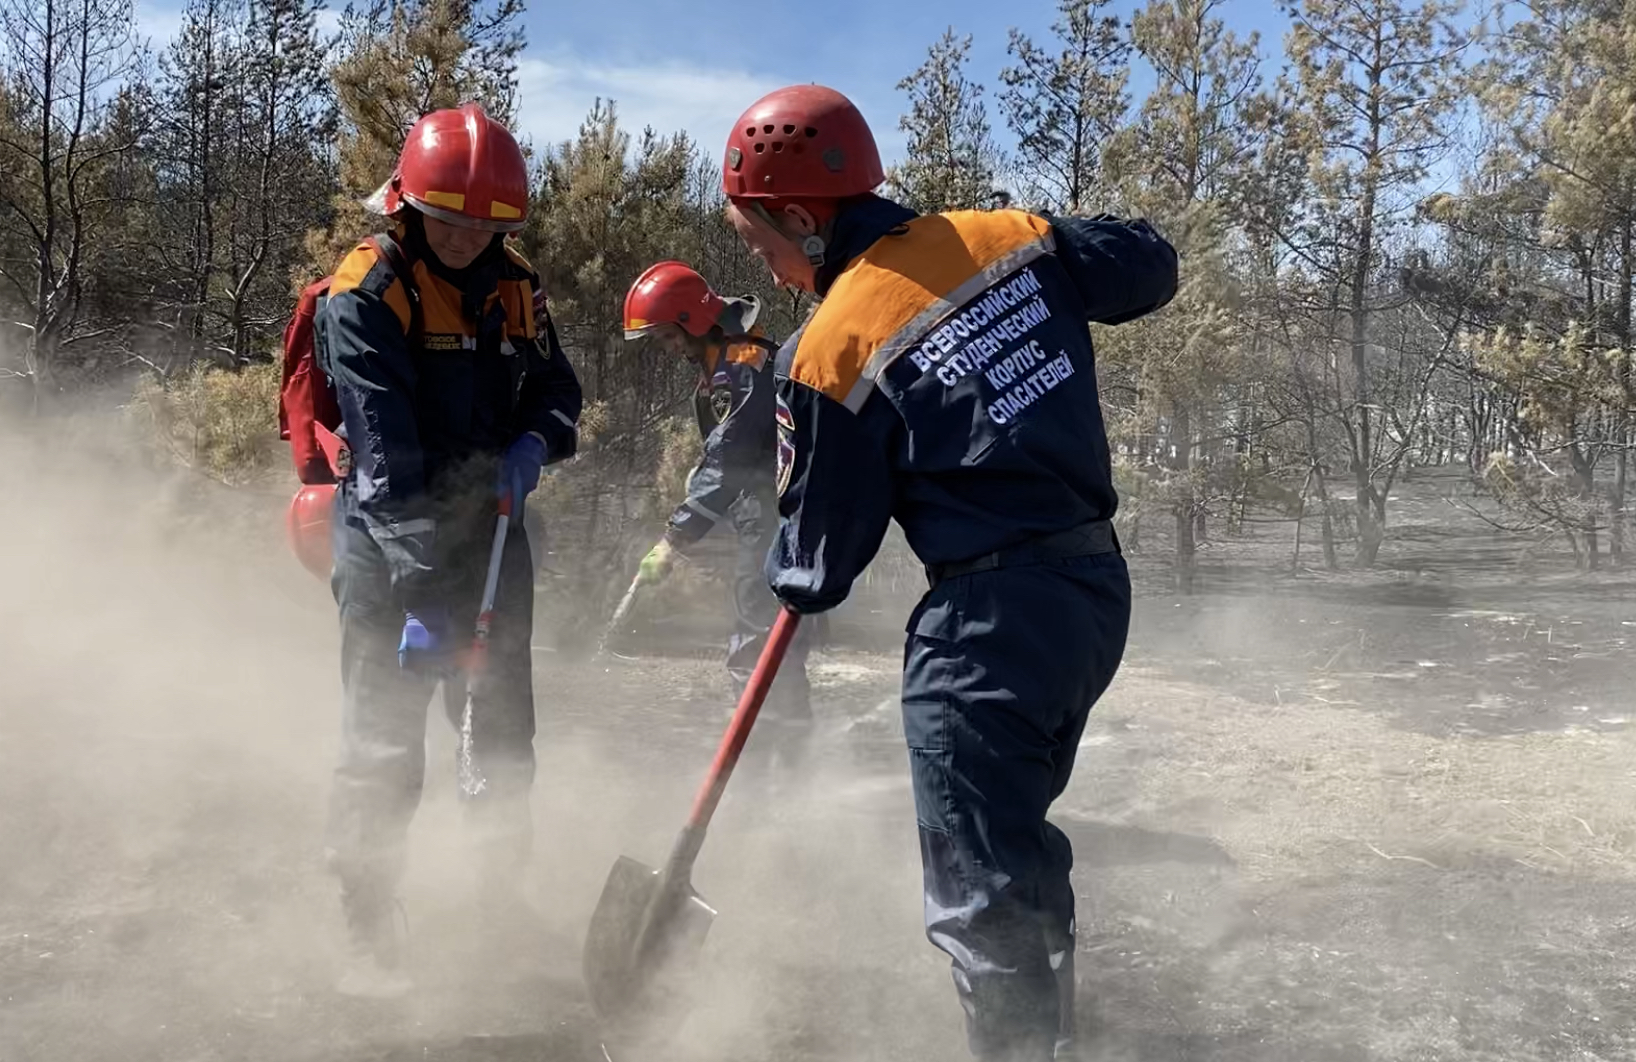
[14,0,1636,581]
[1468,322,1621,439]
[307,0,522,273]
[999,0,1129,213]
[888,28,1005,213]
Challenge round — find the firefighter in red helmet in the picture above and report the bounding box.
[618,261,814,765]
[317,103,582,997]
[720,84,1178,1060]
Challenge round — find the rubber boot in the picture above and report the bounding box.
[1050,917,1078,1060]
[335,873,411,998]
[470,798,551,977]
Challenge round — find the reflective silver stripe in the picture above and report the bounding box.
[683,497,722,522]
[680,465,723,522]
[840,233,1056,413]
[550,409,575,429]
[377,517,437,538]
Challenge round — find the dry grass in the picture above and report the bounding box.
[126,362,283,486]
[1071,668,1636,883]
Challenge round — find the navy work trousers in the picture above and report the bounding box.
[902,553,1131,1062]
[324,511,538,892]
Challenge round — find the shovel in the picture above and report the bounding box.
[455,492,513,798]
[582,606,803,1041]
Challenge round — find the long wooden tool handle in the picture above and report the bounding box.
[665,607,802,873]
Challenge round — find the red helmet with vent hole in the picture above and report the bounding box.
[722,85,885,201]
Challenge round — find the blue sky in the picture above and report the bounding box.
[130,0,1301,165]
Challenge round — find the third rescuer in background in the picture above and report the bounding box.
[621,261,814,761]
[318,103,582,997]
[720,85,1178,1061]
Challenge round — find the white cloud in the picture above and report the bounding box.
[514,55,781,158]
[133,1,341,49]
[133,0,184,48]
[514,53,910,166]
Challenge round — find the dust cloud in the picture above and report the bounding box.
[6,419,1636,1062]
[0,421,957,1062]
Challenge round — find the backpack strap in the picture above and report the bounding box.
[364,232,423,348]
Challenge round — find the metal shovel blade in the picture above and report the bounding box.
[581,609,801,1044]
[583,855,716,1029]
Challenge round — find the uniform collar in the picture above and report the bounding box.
[814,195,920,298]
[698,296,765,377]
[697,341,721,378]
[400,216,506,320]
[717,295,761,336]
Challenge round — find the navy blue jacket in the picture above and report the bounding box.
[664,298,780,549]
[768,197,1178,614]
[318,232,582,610]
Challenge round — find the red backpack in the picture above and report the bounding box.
[278,233,420,484]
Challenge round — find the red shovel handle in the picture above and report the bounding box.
[685,606,802,832]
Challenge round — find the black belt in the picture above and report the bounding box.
[925,520,1118,589]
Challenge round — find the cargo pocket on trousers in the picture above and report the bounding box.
[903,580,964,833]
[903,680,954,833]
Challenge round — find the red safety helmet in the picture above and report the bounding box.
[370,103,528,232]
[623,261,726,340]
[286,484,336,580]
[722,85,885,201]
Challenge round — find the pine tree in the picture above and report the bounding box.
[1281,0,1466,565]
[1100,0,1263,591]
[998,0,1129,213]
[153,0,244,360]
[889,28,1005,213]
[306,0,524,273]
[0,0,145,406]
[1464,0,1636,565]
[223,0,335,360]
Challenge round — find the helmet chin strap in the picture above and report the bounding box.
[752,201,826,267]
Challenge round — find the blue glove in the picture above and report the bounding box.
[499,432,548,510]
[398,608,450,672]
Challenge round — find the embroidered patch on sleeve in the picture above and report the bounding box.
[775,392,796,497]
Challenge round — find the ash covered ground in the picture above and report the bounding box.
[2,437,1634,1062]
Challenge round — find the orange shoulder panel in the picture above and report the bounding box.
[789,210,1055,410]
[328,242,412,332]
[498,277,537,339]
[725,340,768,368]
